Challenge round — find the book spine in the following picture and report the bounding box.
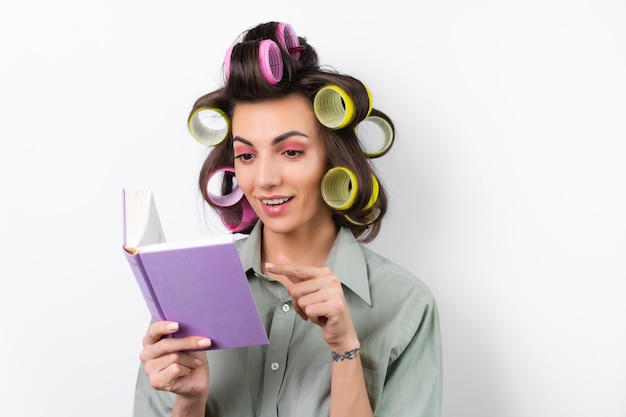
[124,250,166,321]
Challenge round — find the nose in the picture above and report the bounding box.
[255,157,280,189]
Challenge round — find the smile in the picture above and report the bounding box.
[261,197,293,206]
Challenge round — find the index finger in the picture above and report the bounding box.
[265,262,329,283]
[263,262,294,290]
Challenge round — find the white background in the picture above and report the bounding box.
[1,1,624,416]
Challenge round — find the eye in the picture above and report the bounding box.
[235,153,255,163]
[283,149,303,158]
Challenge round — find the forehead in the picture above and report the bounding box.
[231,94,318,137]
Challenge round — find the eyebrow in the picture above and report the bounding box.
[233,130,310,147]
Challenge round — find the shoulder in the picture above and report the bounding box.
[351,244,440,363]
[360,244,435,303]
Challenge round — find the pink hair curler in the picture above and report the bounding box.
[224,39,284,85]
[223,45,234,80]
[257,39,283,84]
[276,22,302,59]
[222,197,258,233]
[206,167,244,207]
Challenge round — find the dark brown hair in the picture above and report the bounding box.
[192,21,394,242]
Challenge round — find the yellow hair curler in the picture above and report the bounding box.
[188,107,230,147]
[364,174,379,210]
[363,83,373,117]
[345,206,382,226]
[321,166,358,210]
[313,85,356,129]
[355,114,394,158]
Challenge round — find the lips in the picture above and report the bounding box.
[261,197,293,206]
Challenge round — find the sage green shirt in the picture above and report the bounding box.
[133,224,442,417]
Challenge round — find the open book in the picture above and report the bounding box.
[122,189,268,350]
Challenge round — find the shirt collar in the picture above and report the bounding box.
[238,222,372,306]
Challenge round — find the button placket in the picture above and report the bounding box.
[258,300,297,417]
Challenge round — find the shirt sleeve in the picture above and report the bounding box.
[132,362,177,417]
[375,297,443,417]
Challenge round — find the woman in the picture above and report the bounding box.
[133,21,442,417]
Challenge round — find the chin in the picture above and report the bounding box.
[260,219,297,235]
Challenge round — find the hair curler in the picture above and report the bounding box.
[276,22,302,59]
[313,85,356,129]
[205,167,244,207]
[223,44,234,78]
[321,166,358,210]
[345,206,381,226]
[363,83,373,117]
[221,197,258,233]
[364,174,379,210]
[355,113,395,158]
[188,107,230,147]
[224,39,284,85]
[258,39,283,84]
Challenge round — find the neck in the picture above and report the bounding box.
[261,218,338,268]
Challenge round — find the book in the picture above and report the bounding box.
[122,189,268,350]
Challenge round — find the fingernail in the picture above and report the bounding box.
[265,262,276,270]
[198,338,212,347]
[166,322,179,331]
[194,359,203,366]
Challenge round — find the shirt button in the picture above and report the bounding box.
[281,304,290,313]
[271,362,280,371]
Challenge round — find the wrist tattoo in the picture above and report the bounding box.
[331,348,360,362]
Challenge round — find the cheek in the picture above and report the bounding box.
[309,161,328,192]
[234,168,254,194]
[295,163,325,194]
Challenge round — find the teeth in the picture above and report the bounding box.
[262,197,291,206]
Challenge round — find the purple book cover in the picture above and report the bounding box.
[126,242,269,350]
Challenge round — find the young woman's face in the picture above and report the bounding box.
[232,94,331,235]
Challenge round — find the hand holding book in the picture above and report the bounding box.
[122,189,268,350]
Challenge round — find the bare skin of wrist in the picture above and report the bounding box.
[328,334,360,355]
[172,394,208,417]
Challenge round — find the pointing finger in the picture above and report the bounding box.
[264,263,294,290]
[265,261,328,283]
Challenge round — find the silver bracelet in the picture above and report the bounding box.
[331,348,360,362]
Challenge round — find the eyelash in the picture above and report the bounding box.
[235,153,254,163]
[234,149,304,164]
[283,149,303,158]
